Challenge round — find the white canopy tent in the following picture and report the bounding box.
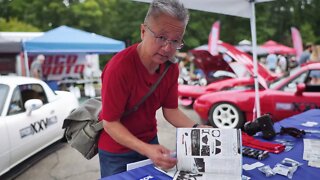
[133,0,275,118]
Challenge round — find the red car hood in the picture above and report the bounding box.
[189,50,234,76]
[192,42,279,85]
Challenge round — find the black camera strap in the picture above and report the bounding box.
[278,126,306,138]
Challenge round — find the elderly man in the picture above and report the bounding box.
[98,0,207,177]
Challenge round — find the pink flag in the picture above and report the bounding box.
[291,27,303,59]
[208,21,220,56]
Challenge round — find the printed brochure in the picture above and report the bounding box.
[173,128,242,180]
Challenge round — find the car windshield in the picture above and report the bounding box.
[0,84,10,115]
[269,67,301,89]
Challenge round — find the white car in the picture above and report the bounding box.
[0,76,79,176]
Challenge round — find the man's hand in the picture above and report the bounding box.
[144,144,177,170]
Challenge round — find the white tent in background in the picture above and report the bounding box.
[133,0,275,118]
[239,39,252,46]
[236,39,269,56]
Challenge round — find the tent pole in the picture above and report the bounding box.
[22,40,30,77]
[250,0,261,118]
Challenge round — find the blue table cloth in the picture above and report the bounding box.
[103,164,171,180]
[242,109,320,179]
[103,109,320,180]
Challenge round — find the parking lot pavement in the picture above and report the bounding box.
[14,106,200,180]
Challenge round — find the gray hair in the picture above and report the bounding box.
[144,0,189,27]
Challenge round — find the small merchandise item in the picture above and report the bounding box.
[274,139,295,152]
[243,162,264,171]
[242,132,285,153]
[272,163,297,179]
[241,175,251,180]
[258,158,302,178]
[281,158,303,167]
[243,114,276,140]
[242,147,269,160]
[258,165,275,177]
[301,121,318,127]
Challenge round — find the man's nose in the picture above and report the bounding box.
[162,40,174,51]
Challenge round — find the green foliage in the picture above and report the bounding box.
[300,23,317,44]
[0,17,40,31]
[69,0,103,29]
[97,0,149,45]
[99,54,115,68]
[0,0,320,49]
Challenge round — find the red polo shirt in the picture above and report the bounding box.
[98,43,179,153]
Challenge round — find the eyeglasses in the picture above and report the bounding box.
[144,24,184,50]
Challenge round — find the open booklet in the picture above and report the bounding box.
[172,128,242,180]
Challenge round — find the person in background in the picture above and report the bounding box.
[98,0,209,178]
[178,52,192,79]
[309,45,320,62]
[277,55,288,73]
[265,53,278,72]
[83,56,96,98]
[299,43,313,66]
[30,54,45,80]
[309,70,320,85]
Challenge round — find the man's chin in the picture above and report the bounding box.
[154,58,169,64]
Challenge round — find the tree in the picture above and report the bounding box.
[1,0,320,49]
[0,18,40,32]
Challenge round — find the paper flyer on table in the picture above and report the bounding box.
[173,128,242,180]
[303,139,320,168]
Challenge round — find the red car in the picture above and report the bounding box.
[178,42,278,106]
[194,63,320,128]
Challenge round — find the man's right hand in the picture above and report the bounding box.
[144,144,177,170]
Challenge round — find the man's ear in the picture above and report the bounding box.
[140,24,145,40]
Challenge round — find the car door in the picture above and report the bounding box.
[0,84,11,175]
[0,119,10,176]
[269,70,320,121]
[5,84,53,167]
[23,83,61,144]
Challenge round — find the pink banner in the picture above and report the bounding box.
[291,27,303,59]
[208,21,220,56]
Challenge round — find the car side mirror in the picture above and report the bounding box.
[295,83,306,96]
[25,99,43,116]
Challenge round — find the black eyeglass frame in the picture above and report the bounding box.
[144,24,185,50]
